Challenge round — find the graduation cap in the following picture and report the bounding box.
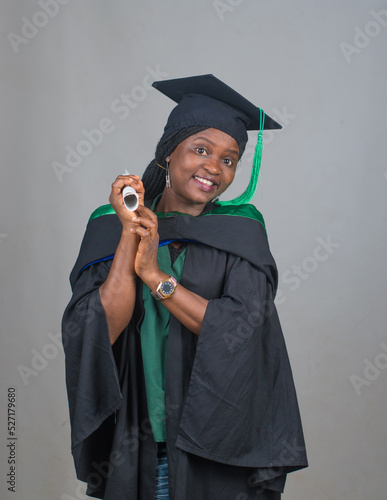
[152,74,282,206]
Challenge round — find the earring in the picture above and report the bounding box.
[165,158,171,188]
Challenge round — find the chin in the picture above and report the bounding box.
[191,192,216,204]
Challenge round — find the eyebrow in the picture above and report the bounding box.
[192,136,239,156]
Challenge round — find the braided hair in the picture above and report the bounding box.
[142,125,209,202]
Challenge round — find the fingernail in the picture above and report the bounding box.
[132,217,138,220]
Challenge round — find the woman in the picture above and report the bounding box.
[62,75,307,500]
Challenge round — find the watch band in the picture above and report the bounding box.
[151,275,178,300]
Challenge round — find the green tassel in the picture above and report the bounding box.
[217,109,265,206]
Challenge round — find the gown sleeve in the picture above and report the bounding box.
[63,255,152,499]
[175,254,307,486]
[62,260,122,463]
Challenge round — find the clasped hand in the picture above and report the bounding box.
[109,175,160,281]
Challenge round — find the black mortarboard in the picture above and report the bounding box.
[152,74,282,206]
[152,74,281,154]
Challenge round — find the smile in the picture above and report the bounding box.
[193,176,216,187]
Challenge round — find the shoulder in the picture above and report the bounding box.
[85,204,122,240]
[203,202,266,232]
[199,203,276,287]
[89,203,116,220]
[69,205,121,289]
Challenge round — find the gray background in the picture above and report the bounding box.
[1,0,387,499]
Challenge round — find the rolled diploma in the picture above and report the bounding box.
[122,185,139,212]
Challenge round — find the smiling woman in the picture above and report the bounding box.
[157,128,239,215]
[62,74,308,500]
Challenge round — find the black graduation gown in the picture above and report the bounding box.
[62,201,307,500]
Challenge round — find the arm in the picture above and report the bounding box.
[130,206,209,336]
[175,255,308,477]
[98,227,139,344]
[143,270,208,336]
[98,175,143,345]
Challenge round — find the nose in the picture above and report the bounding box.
[203,157,222,175]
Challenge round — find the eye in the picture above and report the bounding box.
[195,147,207,155]
[223,158,234,167]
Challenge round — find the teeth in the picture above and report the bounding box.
[195,176,214,186]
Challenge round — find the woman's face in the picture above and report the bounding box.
[166,128,239,211]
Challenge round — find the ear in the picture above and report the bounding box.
[165,156,171,162]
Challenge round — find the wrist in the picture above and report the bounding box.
[121,222,139,234]
[120,225,141,246]
[151,275,178,301]
[142,270,168,291]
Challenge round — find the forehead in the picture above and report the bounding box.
[181,128,239,152]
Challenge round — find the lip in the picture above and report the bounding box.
[192,175,218,192]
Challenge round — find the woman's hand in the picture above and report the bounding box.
[109,175,145,229]
[108,174,161,282]
[100,174,149,344]
[130,205,160,282]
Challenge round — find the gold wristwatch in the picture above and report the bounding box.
[151,276,178,300]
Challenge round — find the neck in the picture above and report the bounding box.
[155,189,206,216]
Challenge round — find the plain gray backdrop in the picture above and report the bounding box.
[1,1,387,499]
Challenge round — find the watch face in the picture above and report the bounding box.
[160,280,175,296]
